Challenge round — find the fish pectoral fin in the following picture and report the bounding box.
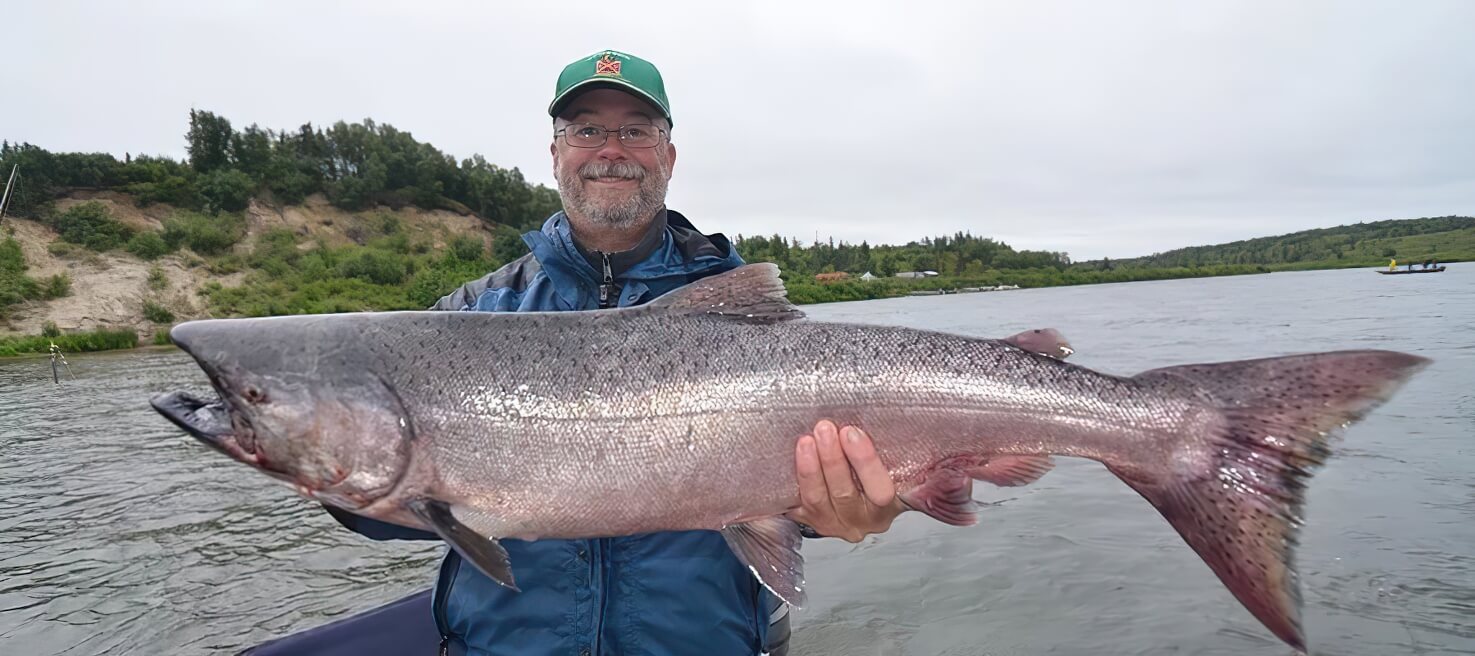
[970,455,1055,487]
[643,263,804,324]
[406,498,518,591]
[720,516,807,608]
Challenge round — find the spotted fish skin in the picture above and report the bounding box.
[151,263,1427,654]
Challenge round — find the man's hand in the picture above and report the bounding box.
[785,420,906,542]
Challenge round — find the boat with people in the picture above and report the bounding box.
[1380,258,1446,274]
[1377,266,1446,275]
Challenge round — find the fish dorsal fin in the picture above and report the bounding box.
[645,263,804,324]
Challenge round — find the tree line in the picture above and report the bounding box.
[733,232,1070,279]
[1084,216,1474,269]
[0,110,563,230]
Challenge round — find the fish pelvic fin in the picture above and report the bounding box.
[720,516,807,608]
[1113,349,1429,652]
[644,263,804,324]
[407,499,519,591]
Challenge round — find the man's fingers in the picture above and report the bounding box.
[840,426,896,508]
[794,434,829,513]
[815,420,863,510]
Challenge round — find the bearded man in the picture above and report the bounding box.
[330,50,903,656]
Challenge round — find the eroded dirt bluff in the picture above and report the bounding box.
[2,191,497,339]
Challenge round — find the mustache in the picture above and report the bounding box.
[579,161,647,180]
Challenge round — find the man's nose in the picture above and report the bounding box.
[594,136,632,160]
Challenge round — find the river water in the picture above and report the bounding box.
[1,266,1471,655]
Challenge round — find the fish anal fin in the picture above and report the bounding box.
[720,516,807,607]
[971,455,1055,487]
[901,455,1054,526]
[645,263,804,324]
[899,468,980,527]
[407,498,518,591]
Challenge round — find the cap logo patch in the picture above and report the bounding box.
[595,52,622,77]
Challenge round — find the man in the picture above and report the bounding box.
[333,50,903,656]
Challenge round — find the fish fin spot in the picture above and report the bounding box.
[644,263,804,324]
[407,498,518,591]
[720,516,806,607]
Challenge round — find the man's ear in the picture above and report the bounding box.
[665,141,677,178]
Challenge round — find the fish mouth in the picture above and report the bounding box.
[150,390,237,453]
[156,320,263,459]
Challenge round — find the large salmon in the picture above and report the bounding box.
[152,263,1426,652]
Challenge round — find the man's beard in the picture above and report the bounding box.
[557,159,669,230]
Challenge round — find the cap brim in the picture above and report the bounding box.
[548,79,671,125]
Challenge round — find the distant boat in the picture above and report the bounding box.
[1377,266,1445,275]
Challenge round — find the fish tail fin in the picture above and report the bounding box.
[1109,350,1428,652]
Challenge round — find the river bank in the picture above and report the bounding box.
[3,260,1464,358]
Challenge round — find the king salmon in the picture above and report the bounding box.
[151,263,1426,652]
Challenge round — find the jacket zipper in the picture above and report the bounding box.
[434,552,461,655]
[590,538,606,655]
[598,252,614,309]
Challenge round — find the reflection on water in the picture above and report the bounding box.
[1,265,1472,655]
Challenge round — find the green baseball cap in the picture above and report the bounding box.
[549,50,673,126]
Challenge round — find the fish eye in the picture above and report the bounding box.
[243,386,269,405]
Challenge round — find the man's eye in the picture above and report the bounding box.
[622,126,651,139]
[574,126,602,138]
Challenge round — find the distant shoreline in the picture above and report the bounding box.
[3,261,1459,360]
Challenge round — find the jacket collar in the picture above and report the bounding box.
[520,209,743,309]
[570,209,670,278]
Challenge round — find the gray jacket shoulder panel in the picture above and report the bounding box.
[429,252,543,311]
[665,209,729,261]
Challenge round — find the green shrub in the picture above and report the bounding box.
[142,300,175,323]
[376,213,403,236]
[335,249,407,285]
[199,168,256,213]
[153,329,173,345]
[126,231,173,260]
[42,321,61,338]
[0,236,25,273]
[206,254,244,275]
[448,235,485,261]
[491,225,529,263]
[162,211,245,255]
[49,201,135,251]
[0,238,42,316]
[43,273,71,298]
[371,232,412,254]
[148,266,168,290]
[0,328,138,357]
[47,241,80,258]
[126,175,201,208]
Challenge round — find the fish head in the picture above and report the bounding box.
[152,317,413,511]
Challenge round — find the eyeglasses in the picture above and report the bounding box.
[555,123,668,149]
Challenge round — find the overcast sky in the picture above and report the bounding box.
[6,1,1473,259]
